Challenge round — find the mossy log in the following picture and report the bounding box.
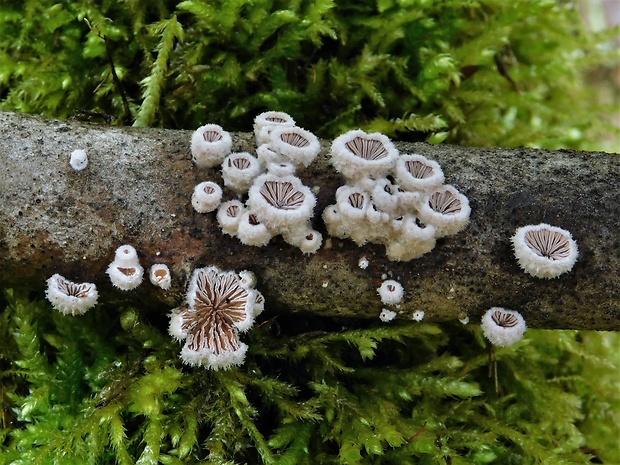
[1,111,618,330]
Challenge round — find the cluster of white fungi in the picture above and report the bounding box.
[44,111,579,369]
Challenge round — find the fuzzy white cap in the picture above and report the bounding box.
[254,111,296,141]
[385,216,437,261]
[236,211,274,247]
[481,307,527,347]
[282,228,323,254]
[418,185,470,237]
[192,181,223,213]
[70,149,88,171]
[107,262,144,291]
[168,309,188,341]
[222,153,262,194]
[247,173,316,233]
[269,126,321,168]
[379,308,397,322]
[46,274,98,316]
[149,264,171,290]
[265,161,296,177]
[322,204,352,239]
[371,179,400,215]
[412,310,425,322]
[511,224,578,279]
[253,291,265,316]
[238,270,257,288]
[107,245,144,291]
[335,185,369,221]
[331,130,399,181]
[191,124,232,168]
[217,200,246,236]
[377,279,404,305]
[395,154,444,193]
[256,144,286,167]
[113,244,140,267]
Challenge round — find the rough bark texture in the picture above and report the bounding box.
[0,111,618,330]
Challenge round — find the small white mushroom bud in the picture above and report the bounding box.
[70,149,88,171]
[378,279,404,306]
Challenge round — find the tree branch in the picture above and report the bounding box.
[1,111,618,330]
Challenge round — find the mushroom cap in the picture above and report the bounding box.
[191,123,232,168]
[171,266,259,370]
[46,274,98,316]
[191,181,223,213]
[481,307,527,347]
[247,173,316,233]
[418,185,470,237]
[395,153,444,193]
[511,223,579,279]
[269,125,321,168]
[330,129,399,181]
[149,264,171,290]
[377,279,404,305]
[222,152,261,194]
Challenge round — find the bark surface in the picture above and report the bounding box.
[1,111,618,330]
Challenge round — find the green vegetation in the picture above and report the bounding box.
[1,290,618,464]
[1,1,618,463]
[0,0,617,148]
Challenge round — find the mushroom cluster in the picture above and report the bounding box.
[168,265,264,370]
[190,111,323,253]
[323,130,470,261]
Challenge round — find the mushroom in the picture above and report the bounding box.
[511,224,579,279]
[46,274,98,315]
[481,307,527,347]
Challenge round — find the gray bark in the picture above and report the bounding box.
[1,111,618,330]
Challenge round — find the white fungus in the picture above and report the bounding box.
[222,152,262,194]
[377,279,404,306]
[395,154,444,193]
[331,130,399,181]
[418,185,471,237]
[46,274,98,316]
[69,149,88,171]
[191,124,232,168]
[481,307,527,348]
[106,245,144,291]
[169,265,261,370]
[216,200,246,236]
[358,256,369,269]
[269,125,321,168]
[379,308,397,322]
[191,181,223,213]
[149,264,171,290]
[247,173,316,233]
[412,310,425,322]
[511,223,578,279]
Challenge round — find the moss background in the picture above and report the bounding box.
[1,0,619,463]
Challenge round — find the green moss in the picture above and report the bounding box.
[0,0,617,149]
[1,290,618,464]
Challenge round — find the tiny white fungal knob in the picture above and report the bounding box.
[358,256,369,269]
[106,245,144,291]
[70,149,88,171]
[481,307,527,347]
[379,308,397,322]
[46,274,98,315]
[412,310,425,321]
[511,224,578,279]
[149,264,171,290]
[377,279,404,305]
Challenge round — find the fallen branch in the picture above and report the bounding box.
[1,111,618,330]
